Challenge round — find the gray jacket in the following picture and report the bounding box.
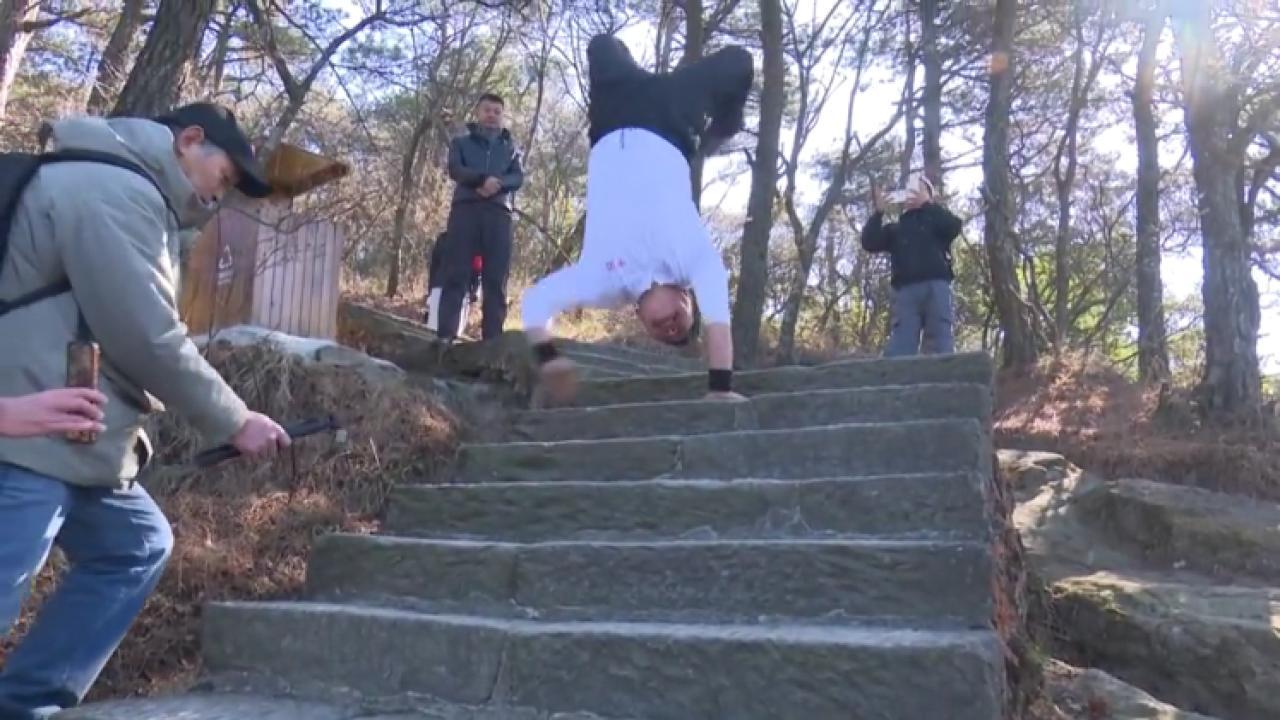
[447,123,524,208]
[0,117,249,487]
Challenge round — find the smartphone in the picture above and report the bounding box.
[65,340,101,444]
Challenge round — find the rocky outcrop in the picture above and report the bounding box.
[1008,451,1280,720]
[1045,660,1219,720]
[1071,476,1280,583]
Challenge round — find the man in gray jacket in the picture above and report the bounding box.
[435,92,524,341]
[0,103,289,719]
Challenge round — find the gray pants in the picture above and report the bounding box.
[885,280,954,357]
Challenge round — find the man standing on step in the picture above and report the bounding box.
[860,175,963,356]
[0,103,290,719]
[436,93,525,342]
[522,34,753,405]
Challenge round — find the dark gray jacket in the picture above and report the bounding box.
[447,123,524,208]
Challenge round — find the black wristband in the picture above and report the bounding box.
[708,368,733,393]
[532,341,560,366]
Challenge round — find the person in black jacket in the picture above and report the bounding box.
[436,92,524,341]
[861,176,964,356]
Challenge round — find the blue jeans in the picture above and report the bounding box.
[0,463,173,720]
[885,280,955,357]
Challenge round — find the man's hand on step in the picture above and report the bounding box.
[539,355,579,406]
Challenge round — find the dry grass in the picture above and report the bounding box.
[1,342,461,700]
[996,354,1280,500]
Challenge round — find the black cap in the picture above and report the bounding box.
[155,103,272,198]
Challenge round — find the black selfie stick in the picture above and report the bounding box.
[193,415,341,468]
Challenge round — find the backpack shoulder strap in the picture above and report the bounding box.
[41,149,178,222]
[0,149,176,322]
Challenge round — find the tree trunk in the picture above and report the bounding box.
[1051,6,1087,348]
[681,0,705,209]
[1173,5,1262,419]
[778,80,867,363]
[203,0,239,97]
[821,228,840,348]
[0,0,40,117]
[982,0,1037,368]
[918,0,943,188]
[777,205,810,362]
[113,0,217,117]
[87,0,147,114]
[732,0,784,367]
[898,11,915,186]
[1133,10,1169,381]
[386,111,434,298]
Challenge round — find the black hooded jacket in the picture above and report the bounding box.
[860,203,963,288]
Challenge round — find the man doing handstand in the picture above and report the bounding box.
[521,34,754,404]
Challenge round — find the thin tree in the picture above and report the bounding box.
[732,0,784,367]
[1051,2,1109,348]
[0,0,92,116]
[918,0,943,188]
[244,0,430,153]
[1132,5,1169,380]
[982,0,1038,368]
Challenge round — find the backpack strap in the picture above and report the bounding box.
[0,149,176,337]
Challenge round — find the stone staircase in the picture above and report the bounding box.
[64,350,1013,720]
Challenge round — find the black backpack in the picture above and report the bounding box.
[0,149,171,322]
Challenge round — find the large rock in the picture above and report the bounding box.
[996,449,1076,500]
[1073,477,1280,583]
[196,324,404,384]
[1045,660,1219,719]
[1051,573,1279,720]
[337,301,535,389]
[1010,453,1280,720]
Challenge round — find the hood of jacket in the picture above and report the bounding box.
[47,116,218,231]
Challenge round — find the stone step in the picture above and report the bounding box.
[571,365,630,381]
[457,419,988,483]
[57,692,612,720]
[513,383,991,442]
[53,694,354,720]
[305,534,993,625]
[386,474,987,543]
[203,602,1005,720]
[571,351,993,407]
[560,348,694,377]
[556,339,703,371]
